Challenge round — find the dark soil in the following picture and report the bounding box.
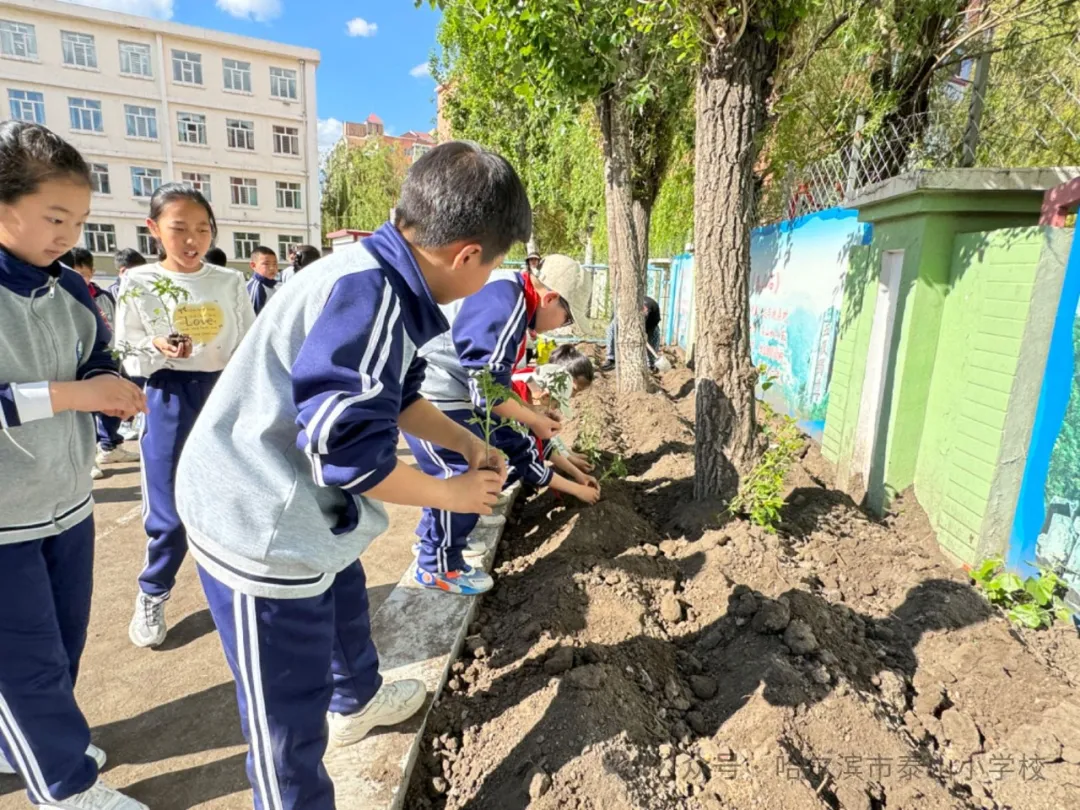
[406,358,1080,810]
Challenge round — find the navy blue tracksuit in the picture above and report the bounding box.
[138,370,220,597]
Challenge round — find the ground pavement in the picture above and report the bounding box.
[0,446,421,810]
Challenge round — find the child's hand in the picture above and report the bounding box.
[576,473,599,490]
[51,376,147,419]
[442,469,503,515]
[531,413,562,440]
[467,439,507,481]
[569,481,601,505]
[153,335,193,359]
[568,452,595,473]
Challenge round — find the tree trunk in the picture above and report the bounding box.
[693,30,778,501]
[598,94,650,393]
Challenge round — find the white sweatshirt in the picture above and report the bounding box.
[115,262,255,378]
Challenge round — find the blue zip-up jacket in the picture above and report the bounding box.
[419,270,553,487]
[176,223,450,598]
[246,272,279,316]
[0,247,119,544]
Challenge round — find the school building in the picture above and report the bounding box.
[0,0,321,266]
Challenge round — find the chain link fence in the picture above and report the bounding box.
[759,31,1080,224]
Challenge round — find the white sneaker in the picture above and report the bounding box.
[0,744,106,776]
[96,446,139,465]
[476,513,506,529]
[118,423,139,441]
[90,466,104,481]
[462,537,488,560]
[128,591,168,648]
[327,679,427,748]
[38,780,147,810]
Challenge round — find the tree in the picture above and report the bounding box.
[320,139,409,240]
[424,0,693,392]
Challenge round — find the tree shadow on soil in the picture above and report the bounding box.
[452,488,992,810]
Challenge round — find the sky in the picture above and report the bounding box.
[59,0,443,155]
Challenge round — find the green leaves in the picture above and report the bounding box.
[971,556,1073,630]
[729,414,803,532]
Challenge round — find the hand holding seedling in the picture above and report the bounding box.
[441,469,502,516]
[466,436,507,479]
[153,335,193,359]
[530,413,562,440]
[568,481,601,504]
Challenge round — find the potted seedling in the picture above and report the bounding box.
[467,367,531,471]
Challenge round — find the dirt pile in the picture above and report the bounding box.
[406,362,1080,810]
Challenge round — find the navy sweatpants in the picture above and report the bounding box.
[95,413,123,451]
[0,518,98,804]
[198,561,381,810]
[138,369,220,597]
[405,414,482,574]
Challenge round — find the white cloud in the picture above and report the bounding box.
[60,0,174,18]
[346,17,378,37]
[410,62,431,79]
[318,118,343,157]
[216,0,283,23]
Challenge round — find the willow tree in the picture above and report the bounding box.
[320,139,408,240]
[424,0,693,392]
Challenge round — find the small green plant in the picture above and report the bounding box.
[600,453,628,483]
[114,275,193,362]
[970,557,1073,630]
[758,363,779,393]
[574,405,602,468]
[540,366,574,418]
[467,367,531,467]
[728,413,803,531]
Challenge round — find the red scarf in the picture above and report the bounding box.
[511,365,546,461]
[515,272,541,369]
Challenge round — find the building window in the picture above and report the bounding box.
[8,89,44,124]
[270,67,298,100]
[177,112,206,145]
[223,58,252,93]
[275,182,302,210]
[272,125,300,156]
[230,177,258,207]
[234,232,261,260]
[131,166,163,198]
[84,223,116,254]
[278,235,303,261]
[226,119,255,151]
[61,31,97,69]
[181,171,212,201]
[68,98,103,133]
[89,163,110,195]
[124,105,158,140]
[119,41,152,77]
[171,49,202,85]
[0,20,37,60]
[136,226,158,257]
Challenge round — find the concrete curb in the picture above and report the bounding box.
[324,483,521,809]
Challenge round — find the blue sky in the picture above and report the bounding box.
[61,0,442,153]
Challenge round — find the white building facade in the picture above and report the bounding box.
[0,0,321,266]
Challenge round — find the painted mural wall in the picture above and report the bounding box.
[1010,231,1080,607]
[749,209,871,440]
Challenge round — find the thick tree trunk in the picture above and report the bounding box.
[598,94,650,393]
[693,30,778,501]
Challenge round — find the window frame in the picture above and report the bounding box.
[68,97,104,133]
[272,125,301,157]
[8,88,44,124]
[119,41,153,78]
[180,171,212,202]
[124,104,159,140]
[233,231,261,260]
[130,166,163,198]
[222,58,252,93]
[83,223,116,254]
[171,49,203,85]
[176,111,207,146]
[89,163,110,196]
[269,67,298,100]
[278,234,303,261]
[60,30,97,70]
[226,119,256,151]
[136,225,159,257]
[229,176,258,207]
[275,181,303,211]
[0,20,38,60]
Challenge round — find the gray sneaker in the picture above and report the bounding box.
[327,679,427,748]
[0,744,105,776]
[128,591,168,648]
[38,780,146,810]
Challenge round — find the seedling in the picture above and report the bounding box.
[728,410,803,531]
[600,453,628,483]
[575,405,602,468]
[113,275,193,361]
[467,367,531,470]
[970,557,1073,630]
[758,363,779,393]
[540,367,574,418]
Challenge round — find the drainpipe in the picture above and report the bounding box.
[155,33,175,181]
